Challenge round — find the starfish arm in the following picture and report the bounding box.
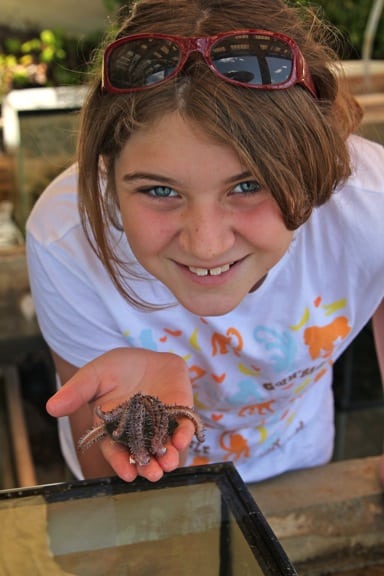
[148,401,169,458]
[95,403,127,423]
[167,406,206,443]
[77,424,107,452]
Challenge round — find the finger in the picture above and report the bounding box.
[100,438,138,483]
[156,443,180,473]
[171,419,197,452]
[46,361,108,417]
[136,459,165,482]
[99,438,185,482]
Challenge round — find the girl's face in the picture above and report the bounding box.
[115,112,293,316]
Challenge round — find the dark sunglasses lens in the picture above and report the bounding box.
[211,34,294,86]
[107,38,181,89]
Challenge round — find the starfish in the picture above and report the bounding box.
[78,392,205,466]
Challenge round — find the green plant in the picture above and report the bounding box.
[0,27,102,98]
[103,0,134,11]
[294,0,384,59]
[0,29,62,96]
[312,1,384,59]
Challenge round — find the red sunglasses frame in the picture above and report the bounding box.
[102,29,318,98]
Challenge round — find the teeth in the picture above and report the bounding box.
[209,264,231,275]
[189,263,231,276]
[189,267,209,276]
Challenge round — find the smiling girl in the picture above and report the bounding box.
[26,0,384,484]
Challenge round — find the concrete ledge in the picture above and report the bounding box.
[356,93,384,124]
[248,457,384,573]
[341,60,384,95]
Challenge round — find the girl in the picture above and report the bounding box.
[26,0,384,484]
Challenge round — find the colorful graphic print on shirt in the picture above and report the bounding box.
[123,296,351,466]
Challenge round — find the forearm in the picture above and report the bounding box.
[372,300,384,484]
[372,299,384,388]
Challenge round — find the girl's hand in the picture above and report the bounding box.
[46,348,194,482]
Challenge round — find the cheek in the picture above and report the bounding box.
[121,208,176,255]
[240,200,292,251]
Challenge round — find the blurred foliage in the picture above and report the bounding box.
[0,26,102,98]
[103,0,134,16]
[309,0,384,59]
[290,0,384,59]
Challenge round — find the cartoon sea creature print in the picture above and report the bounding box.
[253,326,297,373]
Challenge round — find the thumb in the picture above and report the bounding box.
[46,361,105,417]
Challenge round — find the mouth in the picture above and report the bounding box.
[187,262,233,277]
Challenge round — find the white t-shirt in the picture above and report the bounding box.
[26,135,384,483]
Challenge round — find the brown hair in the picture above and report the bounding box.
[77,0,362,306]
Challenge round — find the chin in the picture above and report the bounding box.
[179,297,241,317]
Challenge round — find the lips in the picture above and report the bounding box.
[188,263,232,277]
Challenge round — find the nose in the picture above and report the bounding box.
[178,201,235,261]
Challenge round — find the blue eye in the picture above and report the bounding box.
[147,186,178,198]
[233,181,261,194]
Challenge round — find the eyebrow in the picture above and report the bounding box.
[122,172,178,185]
[122,170,254,185]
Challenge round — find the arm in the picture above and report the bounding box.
[372,298,384,385]
[47,348,194,482]
[372,299,384,484]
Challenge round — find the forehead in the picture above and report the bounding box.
[121,112,244,162]
[116,112,248,176]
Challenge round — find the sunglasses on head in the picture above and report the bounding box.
[102,29,318,98]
